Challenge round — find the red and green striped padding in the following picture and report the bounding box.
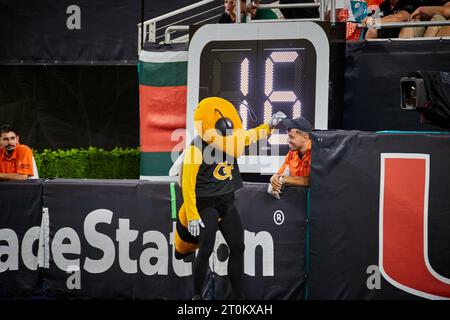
[138,44,188,177]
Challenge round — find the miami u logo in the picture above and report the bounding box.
[380,153,450,299]
[213,162,233,181]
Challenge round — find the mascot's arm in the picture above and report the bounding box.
[244,123,271,146]
[181,145,203,222]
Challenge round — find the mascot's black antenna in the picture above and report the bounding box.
[227,99,258,122]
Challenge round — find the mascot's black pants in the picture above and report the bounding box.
[194,192,244,299]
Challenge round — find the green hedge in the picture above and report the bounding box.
[34,147,140,179]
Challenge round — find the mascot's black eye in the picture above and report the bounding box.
[214,108,234,136]
[215,118,234,136]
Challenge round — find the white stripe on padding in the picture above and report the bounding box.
[139,50,188,63]
[140,175,179,182]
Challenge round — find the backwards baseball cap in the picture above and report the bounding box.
[282,117,312,133]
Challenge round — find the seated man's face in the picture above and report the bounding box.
[287,129,307,151]
[1,132,18,154]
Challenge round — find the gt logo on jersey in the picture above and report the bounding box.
[213,162,233,181]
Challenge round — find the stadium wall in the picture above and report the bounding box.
[1,131,449,299]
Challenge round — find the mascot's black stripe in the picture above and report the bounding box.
[175,250,192,260]
[176,215,199,244]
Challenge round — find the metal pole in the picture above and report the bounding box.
[362,20,450,29]
[319,0,325,21]
[330,0,336,23]
[164,25,190,43]
[236,0,242,23]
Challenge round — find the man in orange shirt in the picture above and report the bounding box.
[269,117,312,196]
[0,124,34,180]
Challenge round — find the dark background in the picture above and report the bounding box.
[1,1,449,152]
[0,0,200,64]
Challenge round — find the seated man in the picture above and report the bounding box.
[0,124,34,180]
[364,0,417,39]
[269,117,312,197]
[399,1,450,38]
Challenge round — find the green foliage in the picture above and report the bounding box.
[33,147,140,179]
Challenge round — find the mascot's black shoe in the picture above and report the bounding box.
[192,295,203,300]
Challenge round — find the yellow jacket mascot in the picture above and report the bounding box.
[173,97,285,299]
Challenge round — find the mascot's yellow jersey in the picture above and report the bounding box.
[175,123,270,258]
[186,136,242,195]
[182,123,270,221]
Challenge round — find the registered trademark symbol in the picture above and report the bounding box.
[273,210,284,225]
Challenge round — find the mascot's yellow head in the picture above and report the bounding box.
[194,97,246,158]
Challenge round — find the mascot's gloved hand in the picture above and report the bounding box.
[269,111,287,128]
[188,219,205,237]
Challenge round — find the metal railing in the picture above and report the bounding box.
[359,18,450,41]
[361,20,450,29]
[256,1,325,20]
[138,1,450,52]
[138,0,333,53]
[137,0,222,53]
[164,25,190,44]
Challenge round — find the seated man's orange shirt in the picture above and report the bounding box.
[0,144,34,176]
[277,141,311,177]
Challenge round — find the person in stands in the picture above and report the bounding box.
[218,0,237,23]
[399,1,450,38]
[0,124,34,180]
